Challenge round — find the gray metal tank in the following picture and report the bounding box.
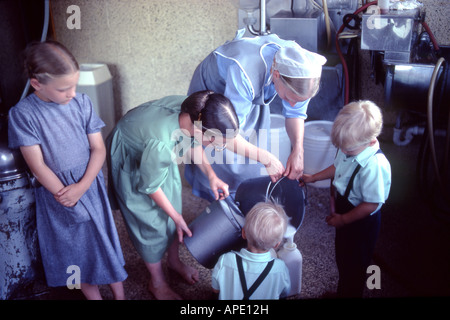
[0,117,44,300]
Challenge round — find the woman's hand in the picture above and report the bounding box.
[284,148,304,180]
[264,153,285,183]
[208,175,230,200]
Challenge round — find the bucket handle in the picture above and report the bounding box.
[222,198,245,231]
[265,176,308,206]
[265,176,286,202]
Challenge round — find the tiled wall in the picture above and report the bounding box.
[51,0,449,122]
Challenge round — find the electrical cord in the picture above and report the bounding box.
[417,57,450,222]
[335,1,377,104]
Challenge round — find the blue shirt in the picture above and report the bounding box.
[212,248,291,300]
[333,141,391,213]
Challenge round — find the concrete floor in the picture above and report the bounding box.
[24,120,450,301]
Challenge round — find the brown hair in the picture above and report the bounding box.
[24,40,79,84]
[181,90,239,136]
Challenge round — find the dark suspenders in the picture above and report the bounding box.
[344,149,383,198]
[235,254,274,300]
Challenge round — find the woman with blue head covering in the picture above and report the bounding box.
[187,30,327,201]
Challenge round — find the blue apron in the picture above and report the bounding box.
[186,31,300,200]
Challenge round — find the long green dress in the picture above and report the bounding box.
[107,95,192,263]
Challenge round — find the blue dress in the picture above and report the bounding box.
[8,93,127,287]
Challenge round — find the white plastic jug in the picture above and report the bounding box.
[277,241,302,296]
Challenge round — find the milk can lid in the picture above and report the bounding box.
[0,140,28,181]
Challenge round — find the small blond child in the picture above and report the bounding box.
[302,100,391,298]
[211,202,291,300]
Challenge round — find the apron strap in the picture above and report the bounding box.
[236,254,275,300]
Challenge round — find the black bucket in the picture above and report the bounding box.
[184,196,246,269]
[235,176,306,232]
[184,176,306,269]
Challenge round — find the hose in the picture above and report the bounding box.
[427,57,447,190]
[19,0,50,101]
[421,21,440,52]
[322,0,331,51]
[335,1,377,105]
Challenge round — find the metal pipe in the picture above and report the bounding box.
[260,0,267,35]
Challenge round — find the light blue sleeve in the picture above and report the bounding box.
[211,254,226,291]
[358,154,392,205]
[282,98,309,119]
[79,93,105,134]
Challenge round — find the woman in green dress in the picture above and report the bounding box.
[107,91,282,299]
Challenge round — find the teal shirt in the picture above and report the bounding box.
[333,141,391,213]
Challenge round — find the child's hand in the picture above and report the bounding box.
[325,212,345,228]
[299,174,314,186]
[54,183,85,207]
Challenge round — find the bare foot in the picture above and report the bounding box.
[148,280,182,300]
[168,260,199,285]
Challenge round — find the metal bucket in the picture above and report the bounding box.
[184,197,246,269]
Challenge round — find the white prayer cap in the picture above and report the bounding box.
[274,46,327,79]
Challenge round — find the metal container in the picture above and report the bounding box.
[270,9,325,52]
[361,8,421,63]
[384,46,450,118]
[0,119,43,300]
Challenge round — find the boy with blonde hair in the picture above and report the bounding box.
[302,100,391,298]
[212,202,291,300]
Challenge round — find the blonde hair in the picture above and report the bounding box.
[243,202,288,251]
[281,76,321,99]
[331,100,383,151]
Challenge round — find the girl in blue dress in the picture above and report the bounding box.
[8,41,127,300]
